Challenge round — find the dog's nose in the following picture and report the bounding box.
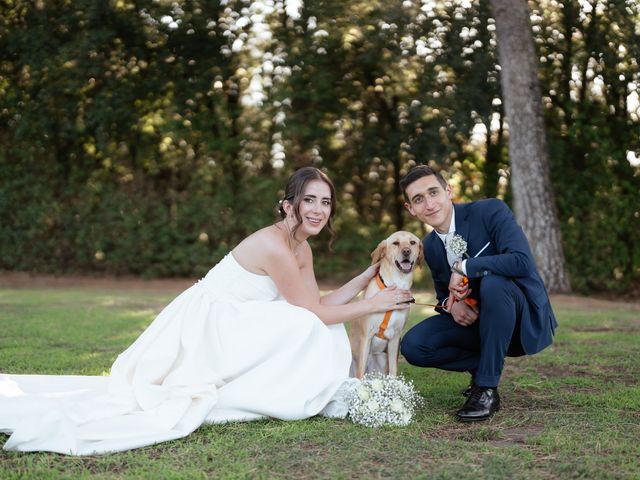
[402,247,411,257]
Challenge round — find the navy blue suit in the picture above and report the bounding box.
[401,199,557,387]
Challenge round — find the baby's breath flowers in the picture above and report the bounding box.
[347,373,423,427]
[446,233,468,261]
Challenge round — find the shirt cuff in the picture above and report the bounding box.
[460,259,468,276]
[440,297,449,312]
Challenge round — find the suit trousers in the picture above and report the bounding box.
[400,275,527,387]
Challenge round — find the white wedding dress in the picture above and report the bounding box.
[0,253,354,455]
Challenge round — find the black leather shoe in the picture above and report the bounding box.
[456,387,500,422]
[462,372,476,396]
[462,383,476,397]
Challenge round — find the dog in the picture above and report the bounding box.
[349,231,423,379]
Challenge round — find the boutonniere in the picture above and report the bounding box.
[446,234,478,309]
[446,234,468,262]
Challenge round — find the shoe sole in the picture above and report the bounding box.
[455,407,500,422]
[456,414,493,422]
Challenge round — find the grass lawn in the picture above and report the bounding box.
[1,285,639,479]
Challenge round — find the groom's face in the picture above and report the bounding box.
[403,175,453,234]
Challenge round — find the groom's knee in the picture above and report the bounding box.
[400,332,434,367]
[479,274,519,304]
[479,274,509,294]
[479,275,525,310]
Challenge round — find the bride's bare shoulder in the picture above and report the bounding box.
[232,224,290,273]
[237,224,285,251]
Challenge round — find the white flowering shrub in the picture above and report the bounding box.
[347,373,423,427]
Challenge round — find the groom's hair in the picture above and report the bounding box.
[399,165,448,202]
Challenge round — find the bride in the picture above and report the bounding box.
[0,167,412,455]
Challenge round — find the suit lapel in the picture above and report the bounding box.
[425,230,446,268]
[432,230,447,263]
[454,203,471,244]
[427,204,468,269]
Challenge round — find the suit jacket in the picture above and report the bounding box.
[423,199,557,355]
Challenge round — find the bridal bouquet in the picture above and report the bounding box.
[347,373,423,427]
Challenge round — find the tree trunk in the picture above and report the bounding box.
[483,106,504,199]
[489,0,571,293]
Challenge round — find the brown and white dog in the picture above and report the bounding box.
[349,231,423,378]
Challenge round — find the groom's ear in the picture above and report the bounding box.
[403,201,415,217]
[370,240,386,264]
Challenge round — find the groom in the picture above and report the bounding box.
[399,166,557,421]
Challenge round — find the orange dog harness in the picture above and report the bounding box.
[374,274,392,340]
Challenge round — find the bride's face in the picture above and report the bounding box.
[285,180,332,238]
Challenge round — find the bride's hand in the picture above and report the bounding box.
[360,262,381,285]
[367,285,412,313]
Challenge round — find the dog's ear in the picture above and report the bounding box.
[370,240,386,264]
[417,242,425,268]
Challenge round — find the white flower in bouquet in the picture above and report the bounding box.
[371,379,384,392]
[347,373,423,427]
[365,399,380,412]
[357,385,371,401]
[390,398,404,413]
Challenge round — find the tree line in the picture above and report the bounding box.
[0,0,638,293]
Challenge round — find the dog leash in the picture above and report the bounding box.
[374,275,445,338]
[377,273,444,311]
[407,244,491,310]
[404,298,443,309]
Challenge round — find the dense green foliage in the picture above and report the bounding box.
[1,0,638,290]
[1,286,639,477]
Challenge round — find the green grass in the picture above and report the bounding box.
[1,287,639,479]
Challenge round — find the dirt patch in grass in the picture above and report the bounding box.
[492,425,545,446]
[504,362,637,395]
[441,424,501,442]
[551,294,640,312]
[0,272,194,292]
[532,363,636,385]
[568,325,640,332]
[436,422,544,446]
[5,274,640,306]
[597,366,638,386]
[534,364,592,379]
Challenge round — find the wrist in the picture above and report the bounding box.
[359,271,372,289]
[364,298,376,315]
[451,261,465,276]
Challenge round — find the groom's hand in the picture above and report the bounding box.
[448,271,471,301]
[449,299,479,327]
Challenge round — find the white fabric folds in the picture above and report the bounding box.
[0,254,352,455]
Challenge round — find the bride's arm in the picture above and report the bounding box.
[319,263,380,306]
[297,244,374,306]
[263,241,410,325]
